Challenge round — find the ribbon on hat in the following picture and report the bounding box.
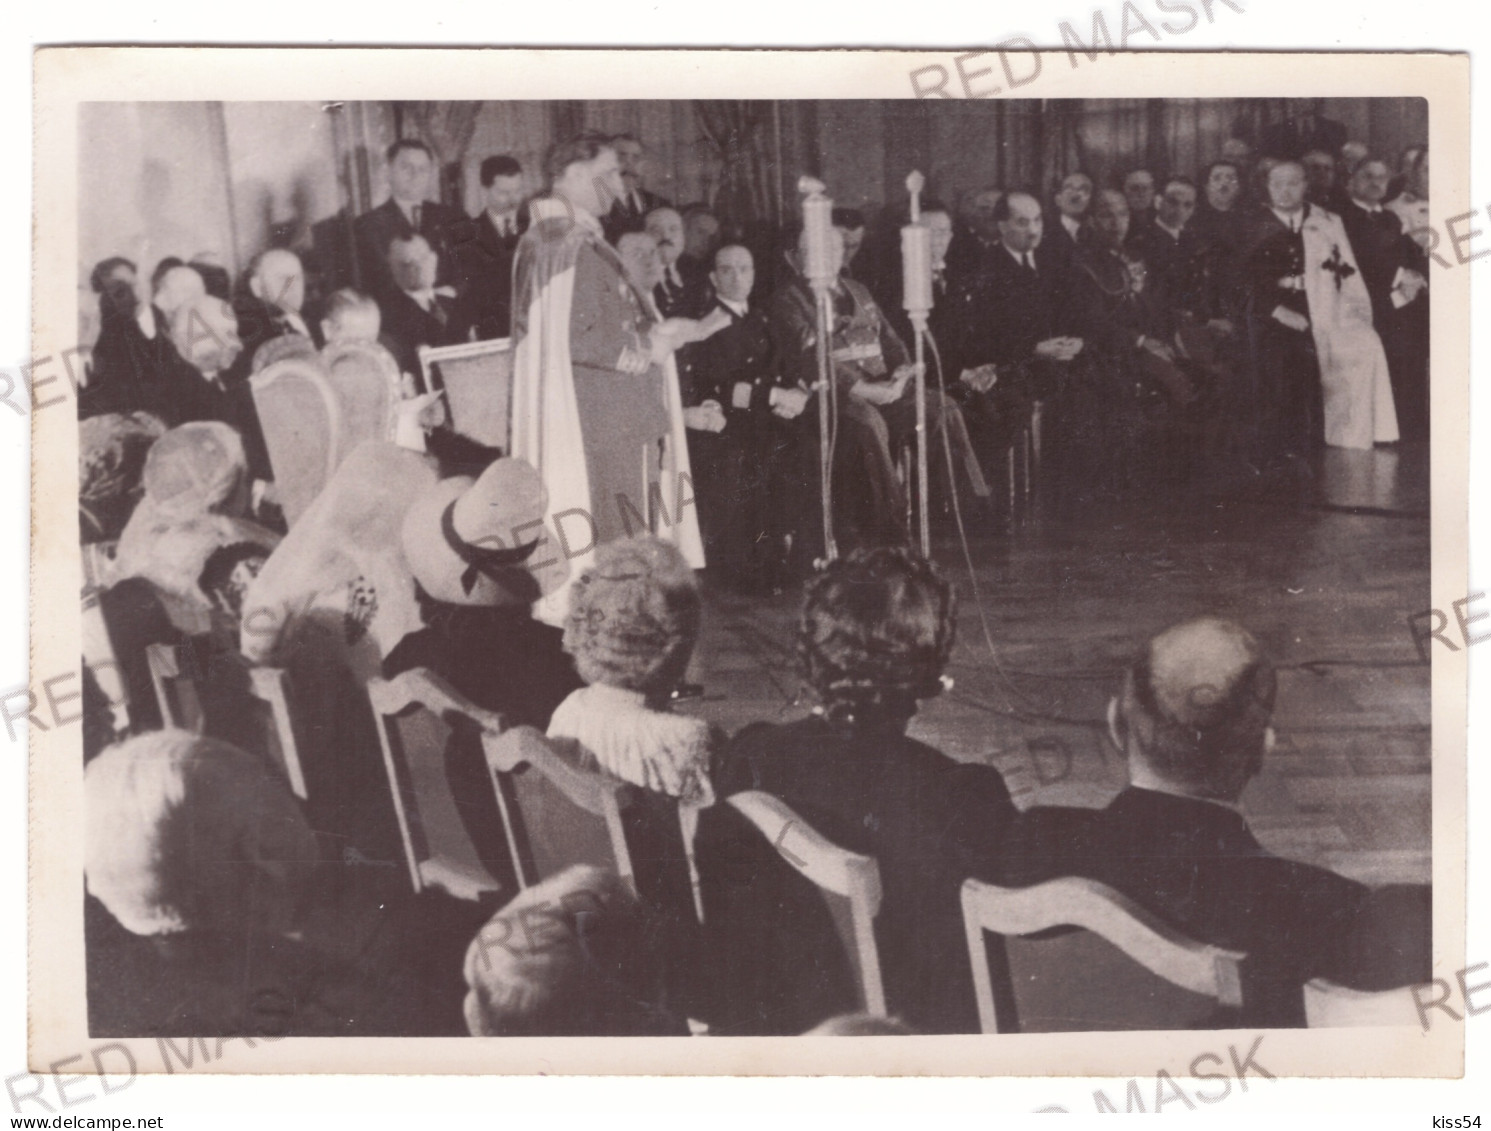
[441,499,541,595]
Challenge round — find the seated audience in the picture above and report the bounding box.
[114,421,281,635]
[383,456,580,883]
[1340,156,1430,441]
[385,455,579,726]
[942,191,1086,476]
[355,138,464,297]
[233,249,317,367]
[679,203,722,278]
[152,262,207,323]
[1302,147,1348,213]
[676,242,802,592]
[604,133,671,242]
[79,411,167,545]
[988,616,1432,1027]
[646,206,712,317]
[550,535,717,807]
[377,234,475,381]
[188,252,234,301]
[319,287,387,349]
[447,154,528,341]
[80,256,213,426]
[85,728,455,1036]
[944,185,1003,284]
[1042,171,1094,269]
[462,865,687,1036]
[832,207,870,284]
[696,548,1015,1035]
[1124,175,1202,322]
[85,728,319,1034]
[1122,168,1157,233]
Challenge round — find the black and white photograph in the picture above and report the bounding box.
[29,48,1467,1082]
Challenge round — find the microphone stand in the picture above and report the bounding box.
[799,176,839,564]
[901,171,933,557]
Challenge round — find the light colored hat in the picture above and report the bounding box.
[401,458,568,608]
[85,728,318,937]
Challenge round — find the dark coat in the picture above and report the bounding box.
[377,289,475,383]
[354,197,465,297]
[941,244,1079,385]
[989,786,1431,1027]
[1260,113,1349,161]
[446,209,528,341]
[603,187,671,244]
[695,714,1016,1034]
[80,307,222,427]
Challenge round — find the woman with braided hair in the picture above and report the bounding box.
[694,548,1017,1034]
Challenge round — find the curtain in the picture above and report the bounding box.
[400,101,484,206]
[694,101,778,228]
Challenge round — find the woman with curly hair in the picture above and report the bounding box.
[548,534,717,807]
[696,547,1016,1035]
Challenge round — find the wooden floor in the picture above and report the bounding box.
[683,443,1433,888]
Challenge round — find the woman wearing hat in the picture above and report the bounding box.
[383,457,583,880]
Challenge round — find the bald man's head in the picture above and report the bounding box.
[1115,617,1277,803]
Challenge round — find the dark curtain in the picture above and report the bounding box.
[694,101,778,229]
[400,101,484,207]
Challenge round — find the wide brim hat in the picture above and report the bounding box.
[401,457,568,608]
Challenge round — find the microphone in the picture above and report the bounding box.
[798,175,837,293]
[901,170,933,322]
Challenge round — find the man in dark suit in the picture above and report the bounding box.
[941,191,1085,483]
[988,616,1431,1028]
[645,206,712,318]
[377,234,473,381]
[1040,171,1094,271]
[1261,100,1349,161]
[1123,168,1157,235]
[1340,157,1429,441]
[677,243,803,591]
[603,133,671,243]
[354,139,465,298]
[1247,159,1322,468]
[944,185,1005,285]
[1125,175,1203,321]
[447,154,529,341]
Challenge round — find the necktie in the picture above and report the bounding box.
[411,204,422,232]
[431,297,447,327]
[1024,253,1035,273]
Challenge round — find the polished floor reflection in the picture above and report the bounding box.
[689,442,1432,887]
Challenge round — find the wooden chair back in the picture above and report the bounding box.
[1304,978,1422,1028]
[418,338,513,450]
[960,876,1247,1033]
[726,791,887,1017]
[144,642,205,733]
[246,666,310,800]
[366,668,507,901]
[322,340,404,454]
[484,725,638,894]
[249,357,342,526]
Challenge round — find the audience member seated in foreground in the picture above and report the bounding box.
[695,548,1016,1035]
[84,728,438,1036]
[987,616,1432,1028]
[462,865,688,1037]
[384,457,583,881]
[549,535,718,808]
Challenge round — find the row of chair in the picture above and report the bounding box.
[140,645,1411,1033]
